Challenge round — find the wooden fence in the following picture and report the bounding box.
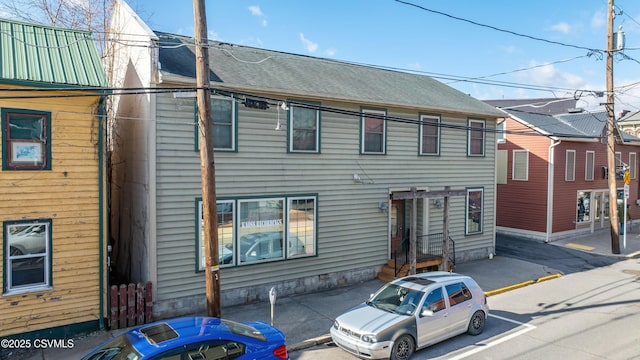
[109,282,153,329]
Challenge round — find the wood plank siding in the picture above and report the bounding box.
[152,91,496,304]
[496,117,551,232]
[0,91,105,337]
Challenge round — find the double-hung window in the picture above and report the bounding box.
[419,114,440,155]
[289,103,320,153]
[4,219,52,294]
[512,150,529,181]
[566,150,576,181]
[585,151,595,181]
[466,188,483,235]
[195,96,236,151]
[467,119,485,156]
[211,96,236,150]
[2,108,51,170]
[361,109,386,154]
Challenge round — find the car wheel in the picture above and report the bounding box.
[467,310,486,335]
[391,334,414,360]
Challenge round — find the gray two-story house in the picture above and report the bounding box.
[107,0,504,318]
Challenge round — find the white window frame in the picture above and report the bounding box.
[419,114,440,155]
[496,120,506,143]
[467,119,485,156]
[4,219,52,294]
[361,109,387,154]
[197,199,235,270]
[566,150,576,182]
[195,95,236,152]
[615,151,622,168]
[585,151,595,181]
[512,150,529,181]
[289,104,320,153]
[286,196,317,258]
[630,152,637,179]
[466,188,483,235]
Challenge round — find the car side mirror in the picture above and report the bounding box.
[420,309,434,317]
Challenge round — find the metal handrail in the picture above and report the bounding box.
[392,233,456,275]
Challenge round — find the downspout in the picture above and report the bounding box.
[546,139,562,243]
[98,95,106,329]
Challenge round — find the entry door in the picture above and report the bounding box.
[390,200,404,257]
[593,191,610,229]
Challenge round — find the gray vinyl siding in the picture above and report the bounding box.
[153,91,496,301]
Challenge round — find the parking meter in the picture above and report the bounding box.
[269,287,277,326]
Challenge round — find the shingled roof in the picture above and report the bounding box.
[155,32,503,118]
[0,18,106,87]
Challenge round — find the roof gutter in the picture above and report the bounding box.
[546,139,562,243]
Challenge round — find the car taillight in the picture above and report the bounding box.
[273,345,288,359]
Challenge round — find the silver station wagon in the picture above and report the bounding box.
[330,272,488,360]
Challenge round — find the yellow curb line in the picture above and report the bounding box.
[484,273,562,297]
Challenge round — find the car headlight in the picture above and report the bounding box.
[361,334,377,343]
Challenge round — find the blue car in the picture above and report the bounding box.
[81,316,288,360]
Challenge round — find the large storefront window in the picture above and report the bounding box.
[577,191,591,223]
[288,197,315,258]
[239,198,285,264]
[197,195,316,269]
[198,200,235,270]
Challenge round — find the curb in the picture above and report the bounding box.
[288,334,332,352]
[484,273,562,297]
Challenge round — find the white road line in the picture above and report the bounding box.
[445,314,536,360]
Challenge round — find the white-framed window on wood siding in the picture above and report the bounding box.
[630,152,637,179]
[3,219,52,294]
[361,109,387,154]
[466,188,483,235]
[585,151,595,181]
[419,114,440,155]
[566,150,576,181]
[512,150,529,181]
[195,96,237,151]
[615,151,622,168]
[197,199,235,271]
[289,103,320,153]
[496,120,506,143]
[467,119,485,156]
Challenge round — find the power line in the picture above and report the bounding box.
[392,0,603,53]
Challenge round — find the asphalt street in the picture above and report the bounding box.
[496,233,620,274]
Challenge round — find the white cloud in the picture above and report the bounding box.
[299,33,318,53]
[549,22,571,34]
[248,5,267,27]
[325,48,336,56]
[248,6,263,17]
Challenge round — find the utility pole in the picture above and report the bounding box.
[606,0,621,254]
[193,0,221,316]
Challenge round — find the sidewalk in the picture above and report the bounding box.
[13,226,638,360]
[549,224,640,258]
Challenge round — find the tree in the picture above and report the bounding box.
[0,0,116,53]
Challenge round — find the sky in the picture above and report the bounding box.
[134,1,640,113]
